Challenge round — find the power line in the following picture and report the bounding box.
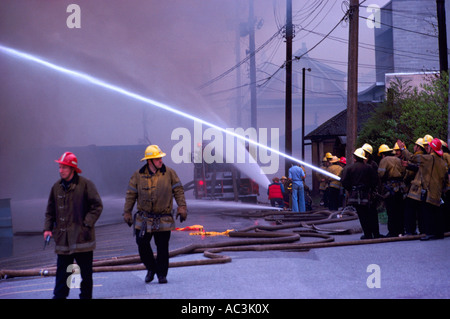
[359,15,438,38]
[197,27,283,90]
[294,14,347,61]
[299,27,439,62]
[258,12,348,88]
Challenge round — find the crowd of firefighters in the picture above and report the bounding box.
[268,134,450,241]
[319,134,450,240]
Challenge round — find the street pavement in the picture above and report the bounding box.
[1,198,449,302]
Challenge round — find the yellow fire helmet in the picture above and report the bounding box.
[353,148,367,160]
[325,152,333,159]
[423,134,433,145]
[141,145,167,161]
[330,155,340,163]
[378,144,393,156]
[393,142,400,150]
[415,138,424,148]
[362,143,373,155]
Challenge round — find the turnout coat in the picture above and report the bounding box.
[405,152,448,207]
[44,174,103,255]
[124,163,186,233]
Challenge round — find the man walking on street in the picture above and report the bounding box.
[123,145,187,284]
[44,152,103,299]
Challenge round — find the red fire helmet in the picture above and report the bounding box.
[55,152,82,173]
[429,138,443,156]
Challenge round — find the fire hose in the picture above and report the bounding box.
[1,208,448,279]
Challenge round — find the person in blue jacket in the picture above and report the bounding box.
[289,164,306,212]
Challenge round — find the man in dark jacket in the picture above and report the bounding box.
[341,148,380,239]
[44,152,103,299]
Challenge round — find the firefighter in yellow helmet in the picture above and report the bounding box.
[326,156,343,210]
[399,138,427,235]
[341,148,381,239]
[360,143,381,236]
[317,156,330,206]
[378,144,406,237]
[123,145,187,284]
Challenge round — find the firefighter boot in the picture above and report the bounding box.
[145,270,155,283]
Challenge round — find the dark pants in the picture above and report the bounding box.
[385,192,404,236]
[53,251,93,299]
[422,202,444,238]
[442,191,450,232]
[404,197,424,234]
[328,187,340,211]
[355,204,380,239]
[135,230,171,278]
[270,198,284,208]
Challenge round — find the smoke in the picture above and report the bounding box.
[0,1,250,200]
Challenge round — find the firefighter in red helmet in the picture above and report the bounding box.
[44,152,103,299]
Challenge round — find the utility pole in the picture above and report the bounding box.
[285,0,293,176]
[346,0,359,161]
[249,0,257,129]
[302,67,311,161]
[235,0,242,127]
[436,0,449,141]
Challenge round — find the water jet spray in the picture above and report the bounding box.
[0,44,340,181]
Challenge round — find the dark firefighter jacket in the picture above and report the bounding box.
[44,174,103,255]
[341,161,378,206]
[124,163,186,232]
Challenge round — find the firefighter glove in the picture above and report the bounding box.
[123,212,133,227]
[176,206,187,223]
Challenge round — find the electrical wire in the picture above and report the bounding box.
[359,15,438,38]
[197,28,284,90]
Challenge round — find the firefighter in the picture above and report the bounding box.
[44,152,103,299]
[360,143,382,237]
[341,148,380,239]
[440,140,450,232]
[267,177,285,208]
[397,137,448,240]
[326,156,343,211]
[401,138,426,235]
[317,156,330,206]
[123,145,187,283]
[393,142,403,159]
[378,144,406,237]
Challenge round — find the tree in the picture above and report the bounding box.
[357,73,448,154]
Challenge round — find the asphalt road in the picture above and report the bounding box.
[1,198,449,304]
